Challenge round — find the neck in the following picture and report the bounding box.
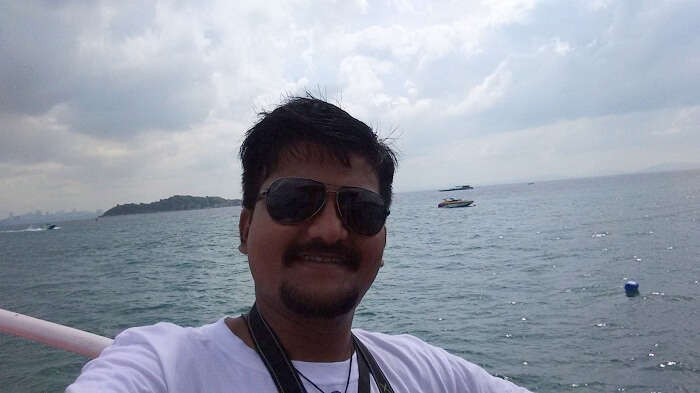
[255,299,355,362]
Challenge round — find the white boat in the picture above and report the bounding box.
[438,185,473,192]
[438,198,474,208]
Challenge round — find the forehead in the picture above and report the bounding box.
[263,145,380,192]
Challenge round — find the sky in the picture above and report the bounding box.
[1,0,699,217]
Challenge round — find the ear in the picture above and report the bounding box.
[380,227,387,267]
[239,208,252,254]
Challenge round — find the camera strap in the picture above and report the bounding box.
[244,303,395,393]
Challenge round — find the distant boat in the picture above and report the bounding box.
[438,185,473,192]
[438,198,474,208]
[45,224,57,230]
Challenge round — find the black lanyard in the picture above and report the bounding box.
[243,304,395,393]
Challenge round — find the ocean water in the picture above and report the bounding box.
[1,170,699,392]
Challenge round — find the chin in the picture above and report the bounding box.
[280,282,360,319]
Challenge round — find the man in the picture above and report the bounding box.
[68,96,532,392]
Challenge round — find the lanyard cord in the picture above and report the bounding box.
[243,303,395,393]
[244,304,305,393]
[352,336,394,393]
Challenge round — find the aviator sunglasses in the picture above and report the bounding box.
[258,177,390,236]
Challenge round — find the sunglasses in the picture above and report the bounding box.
[258,177,389,236]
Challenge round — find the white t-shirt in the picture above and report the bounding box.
[66,318,531,393]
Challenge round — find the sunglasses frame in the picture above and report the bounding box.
[257,177,389,236]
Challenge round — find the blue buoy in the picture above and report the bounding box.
[625,281,639,297]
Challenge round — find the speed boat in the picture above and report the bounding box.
[438,198,474,208]
[438,185,473,192]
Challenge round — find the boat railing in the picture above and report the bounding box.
[0,307,112,359]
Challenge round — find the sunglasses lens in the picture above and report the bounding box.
[338,188,387,236]
[265,178,325,223]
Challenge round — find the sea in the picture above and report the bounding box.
[1,170,699,392]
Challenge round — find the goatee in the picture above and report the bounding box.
[280,282,359,319]
[280,240,362,318]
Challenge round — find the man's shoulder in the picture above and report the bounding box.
[352,328,448,352]
[68,318,268,392]
[351,329,533,393]
[351,329,489,373]
[109,318,225,353]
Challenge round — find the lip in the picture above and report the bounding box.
[283,243,359,271]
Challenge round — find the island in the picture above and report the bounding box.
[101,195,241,217]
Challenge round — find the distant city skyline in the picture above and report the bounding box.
[5,208,103,217]
[0,208,103,227]
[2,1,699,218]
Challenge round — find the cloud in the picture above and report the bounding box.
[395,104,700,190]
[0,2,215,137]
[538,37,573,56]
[1,0,700,217]
[0,115,244,214]
[445,61,512,116]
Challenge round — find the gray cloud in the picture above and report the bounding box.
[1,2,87,115]
[1,2,214,137]
[387,1,700,143]
[1,0,699,217]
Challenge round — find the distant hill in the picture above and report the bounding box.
[641,162,700,173]
[101,195,241,217]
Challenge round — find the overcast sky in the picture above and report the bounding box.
[1,0,699,217]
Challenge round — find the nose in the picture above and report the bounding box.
[306,194,349,242]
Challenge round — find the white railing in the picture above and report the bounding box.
[0,307,113,358]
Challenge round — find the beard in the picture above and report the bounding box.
[279,239,363,319]
[280,281,360,319]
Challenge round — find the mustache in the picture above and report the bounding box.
[283,240,361,270]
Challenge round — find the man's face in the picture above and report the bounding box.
[239,150,386,319]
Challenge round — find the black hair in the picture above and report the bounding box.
[239,95,398,210]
